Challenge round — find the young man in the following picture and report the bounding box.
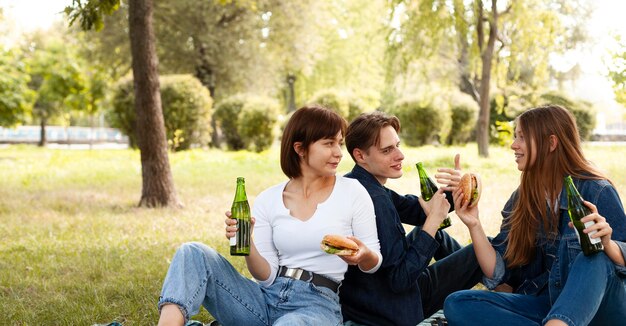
[341,111,482,326]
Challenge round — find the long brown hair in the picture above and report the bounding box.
[504,105,607,267]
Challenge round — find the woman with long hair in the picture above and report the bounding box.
[444,105,626,325]
[157,106,381,326]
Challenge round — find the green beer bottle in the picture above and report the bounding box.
[564,175,603,256]
[230,177,251,256]
[416,162,451,230]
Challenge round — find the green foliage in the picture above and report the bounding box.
[348,98,368,122]
[308,89,349,118]
[25,38,87,126]
[214,94,279,152]
[307,89,376,121]
[213,96,246,150]
[608,37,626,107]
[109,75,213,150]
[0,48,35,127]
[65,0,121,32]
[489,93,521,146]
[392,97,448,146]
[446,92,478,145]
[238,97,280,152]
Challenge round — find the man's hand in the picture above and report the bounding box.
[420,188,451,236]
[436,153,461,191]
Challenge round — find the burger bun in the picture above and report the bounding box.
[459,173,482,207]
[320,234,359,256]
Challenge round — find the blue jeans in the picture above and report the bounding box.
[412,229,482,318]
[444,252,626,326]
[158,242,343,326]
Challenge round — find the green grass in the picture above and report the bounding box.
[1,143,626,325]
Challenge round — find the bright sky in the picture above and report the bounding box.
[0,0,67,33]
[2,0,626,122]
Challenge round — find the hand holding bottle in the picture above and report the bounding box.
[420,188,451,236]
[225,211,256,240]
[570,201,613,248]
[417,162,452,230]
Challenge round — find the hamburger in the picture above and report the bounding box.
[459,173,482,207]
[320,234,359,256]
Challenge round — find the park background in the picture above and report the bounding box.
[2,0,626,325]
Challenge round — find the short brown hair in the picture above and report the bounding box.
[346,111,401,162]
[280,105,347,178]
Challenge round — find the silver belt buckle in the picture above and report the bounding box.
[284,267,304,280]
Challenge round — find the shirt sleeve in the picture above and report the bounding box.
[350,180,382,273]
[482,250,507,289]
[484,190,518,288]
[592,183,626,277]
[389,189,426,226]
[373,192,439,293]
[251,189,279,287]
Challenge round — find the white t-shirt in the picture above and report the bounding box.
[253,176,381,287]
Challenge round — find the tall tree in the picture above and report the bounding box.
[386,0,591,157]
[66,0,180,207]
[0,47,34,127]
[24,36,85,146]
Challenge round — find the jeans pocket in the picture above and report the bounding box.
[309,283,339,303]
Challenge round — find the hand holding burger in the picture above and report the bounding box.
[320,234,359,256]
[459,172,482,207]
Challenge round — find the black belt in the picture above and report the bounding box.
[277,266,340,293]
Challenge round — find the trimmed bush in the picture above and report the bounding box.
[214,94,280,152]
[308,89,349,119]
[213,96,245,150]
[238,96,280,152]
[108,74,213,151]
[392,97,447,146]
[307,89,378,122]
[446,92,478,145]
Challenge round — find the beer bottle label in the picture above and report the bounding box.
[229,220,238,246]
[584,220,601,245]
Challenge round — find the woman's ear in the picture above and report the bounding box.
[293,142,304,157]
[549,135,559,152]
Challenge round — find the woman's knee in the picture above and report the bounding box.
[176,242,221,264]
[444,290,474,318]
[573,252,614,276]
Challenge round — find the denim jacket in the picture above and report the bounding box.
[340,165,453,326]
[485,177,626,304]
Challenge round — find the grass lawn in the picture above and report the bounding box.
[1,143,625,325]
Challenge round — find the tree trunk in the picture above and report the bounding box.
[287,74,297,112]
[453,0,479,103]
[128,0,180,207]
[475,0,498,158]
[38,116,47,147]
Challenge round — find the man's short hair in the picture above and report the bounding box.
[345,111,400,162]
